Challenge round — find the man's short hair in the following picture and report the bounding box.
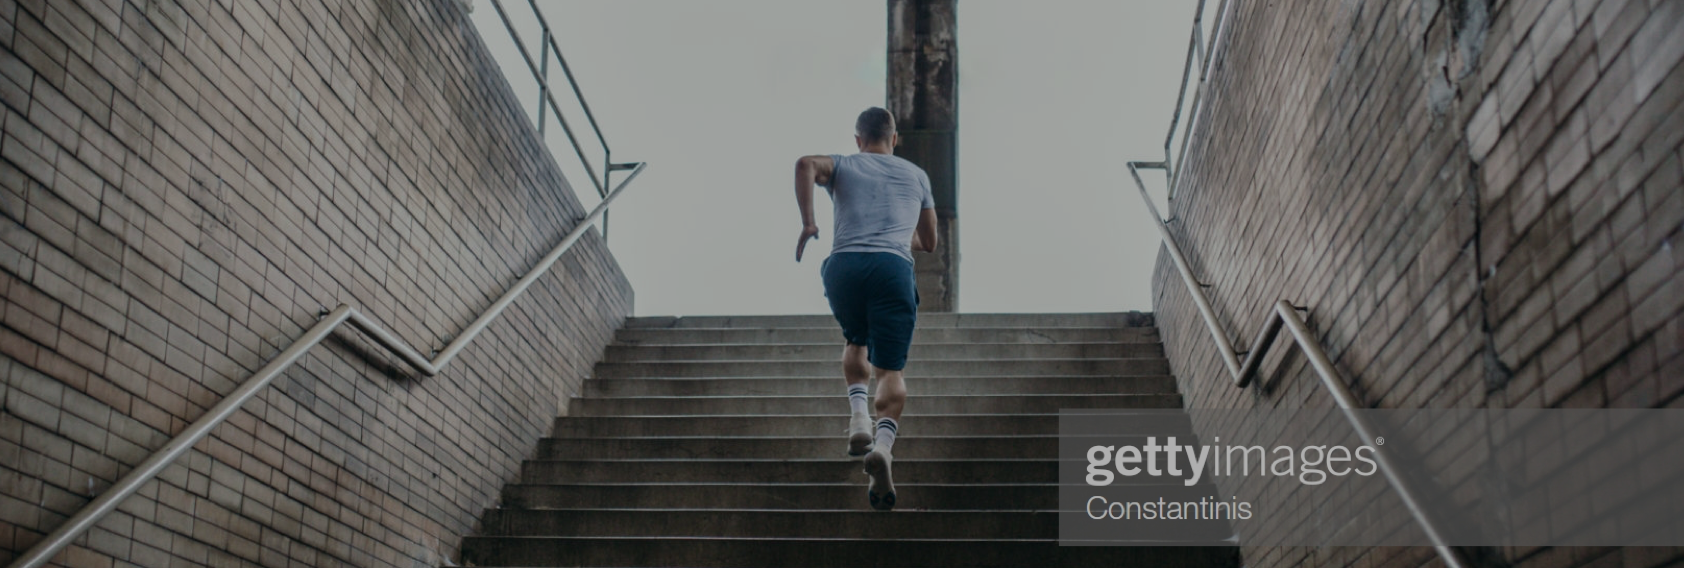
[856,107,895,143]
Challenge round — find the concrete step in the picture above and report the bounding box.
[602,342,1163,362]
[498,483,1056,510]
[593,358,1170,378]
[532,435,1069,459]
[459,536,1237,567]
[580,375,1179,397]
[615,326,1158,345]
[552,414,1061,437]
[531,434,1179,460]
[624,312,1153,329]
[519,458,1061,484]
[570,393,1182,416]
[462,310,1237,568]
[478,509,1063,539]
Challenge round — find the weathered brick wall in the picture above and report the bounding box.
[1153,0,1680,566]
[0,0,633,566]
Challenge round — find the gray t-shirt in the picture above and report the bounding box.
[820,153,934,263]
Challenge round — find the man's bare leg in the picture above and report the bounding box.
[843,344,874,456]
[873,368,906,421]
[865,366,906,510]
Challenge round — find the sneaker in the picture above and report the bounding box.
[847,412,875,456]
[864,448,896,511]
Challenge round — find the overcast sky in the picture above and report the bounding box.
[470,1,1205,316]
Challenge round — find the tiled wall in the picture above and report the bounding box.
[0,0,634,565]
[1153,0,1681,565]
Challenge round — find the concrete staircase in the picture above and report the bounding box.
[459,313,1239,567]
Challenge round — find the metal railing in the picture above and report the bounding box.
[7,165,644,568]
[1129,2,1469,566]
[1153,0,1236,200]
[6,4,646,566]
[487,0,635,238]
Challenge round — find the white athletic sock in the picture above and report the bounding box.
[848,384,870,416]
[874,417,899,453]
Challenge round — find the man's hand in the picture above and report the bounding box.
[796,224,820,262]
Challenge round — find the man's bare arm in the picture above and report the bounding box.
[794,155,835,261]
[911,208,937,253]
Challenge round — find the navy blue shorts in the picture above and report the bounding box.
[821,252,919,371]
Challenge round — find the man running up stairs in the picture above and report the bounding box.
[459,311,1240,567]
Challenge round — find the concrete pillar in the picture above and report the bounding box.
[887,0,959,312]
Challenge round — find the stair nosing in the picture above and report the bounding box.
[598,357,1165,364]
[486,507,1070,513]
[571,393,1177,400]
[610,340,1150,344]
[504,482,1057,487]
[560,413,1072,418]
[581,375,1175,381]
[525,455,1071,458]
[583,375,1174,380]
[461,535,1196,544]
[540,434,1071,440]
[618,326,1151,331]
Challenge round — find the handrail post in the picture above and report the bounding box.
[601,155,612,240]
[537,26,551,135]
[1192,20,1205,82]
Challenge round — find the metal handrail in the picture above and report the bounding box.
[1129,163,1468,567]
[1128,3,1469,566]
[486,0,629,236]
[1154,0,1239,200]
[7,164,645,568]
